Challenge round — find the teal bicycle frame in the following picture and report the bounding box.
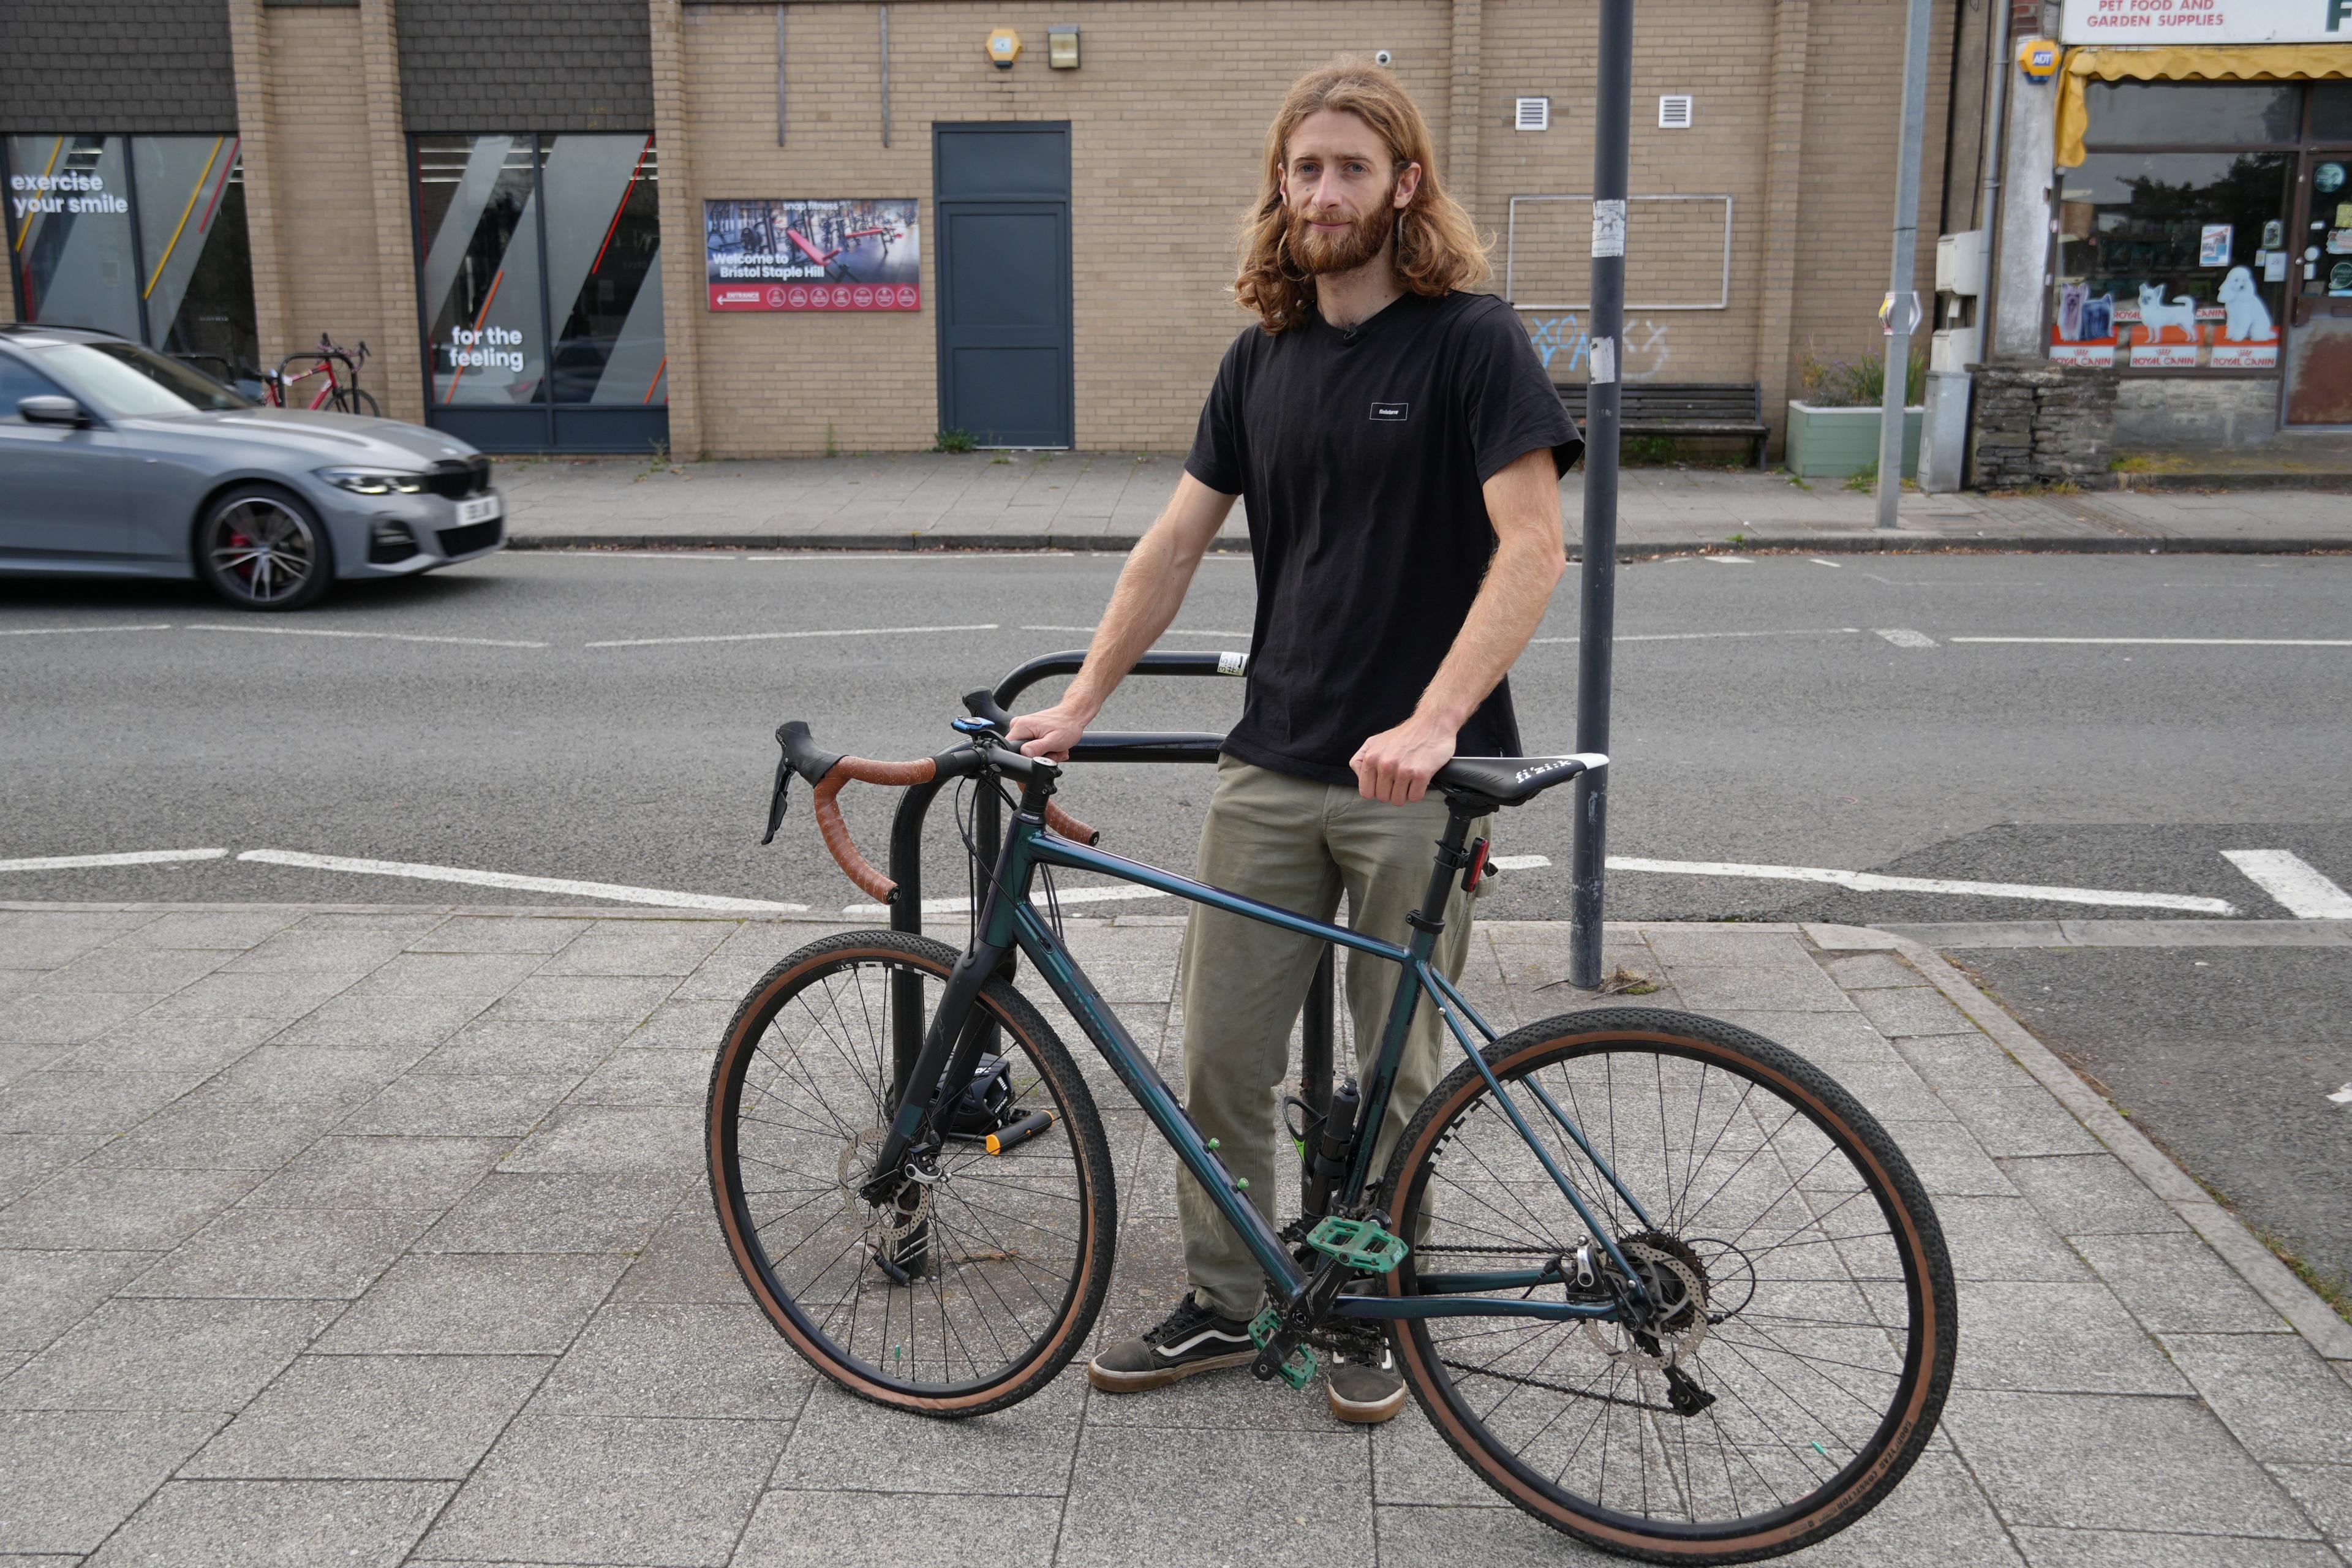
[937,787,1658,1327]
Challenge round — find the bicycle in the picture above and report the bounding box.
[709,709,1956,1562]
[270,333,378,416]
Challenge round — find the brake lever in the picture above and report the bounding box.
[760,730,794,844]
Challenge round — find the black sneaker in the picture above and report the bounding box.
[1086,1291,1257,1392]
[1326,1341,1407,1423]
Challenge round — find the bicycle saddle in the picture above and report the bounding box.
[1432,752,1608,808]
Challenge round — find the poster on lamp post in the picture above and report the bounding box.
[704,198,921,311]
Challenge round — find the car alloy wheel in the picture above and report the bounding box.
[200,491,329,609]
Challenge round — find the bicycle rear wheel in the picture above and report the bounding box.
[707,930,1116,1417]
[1381,1007,1954,1563]
[331,388,380,417]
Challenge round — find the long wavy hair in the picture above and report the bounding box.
[1234,61,1491,334]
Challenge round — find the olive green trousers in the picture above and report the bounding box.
[1175,756,1488,1321]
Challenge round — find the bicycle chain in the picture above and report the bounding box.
[1438,1356,1682,1415]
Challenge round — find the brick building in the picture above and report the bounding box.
[3,0,2000,459]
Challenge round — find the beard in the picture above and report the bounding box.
[1286,194,1399,277]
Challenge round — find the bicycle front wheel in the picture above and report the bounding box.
[707,930,1116,1417]
[1382,1007,1954,1563]
[331,388,380,417]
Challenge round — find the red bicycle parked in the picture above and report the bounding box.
[261,334,379,416]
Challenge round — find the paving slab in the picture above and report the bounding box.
[0,905,2342,1567]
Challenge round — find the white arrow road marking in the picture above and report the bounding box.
[184,624,548,649]
[1872,628,1938,648]
[2328,1084,2352,1106]
[843,884,1169,919]
[237,849,807,913]
[586,623,997,649]
[0,848,229,872]
[2218,850,2352,919]
[0,624,175,638]
[1605,856,2237,914]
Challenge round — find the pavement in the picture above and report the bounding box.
[491,451,2352,554]
[2,903,2348,1567]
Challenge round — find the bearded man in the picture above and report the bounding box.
[1007,61,1580,1424]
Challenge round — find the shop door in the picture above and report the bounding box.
[934,124,1072,447]
[2285,150,2352,424]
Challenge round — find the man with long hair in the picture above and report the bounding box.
[1009,61,1580,1424]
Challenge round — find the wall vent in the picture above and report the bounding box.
[1658,94,1694,129]
[1514,96,1550,132]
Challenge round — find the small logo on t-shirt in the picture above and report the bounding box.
[1369,401,1411,422]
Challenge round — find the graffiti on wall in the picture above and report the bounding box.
[1525,313,1672,380]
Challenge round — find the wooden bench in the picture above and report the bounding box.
[1555,380,1770,469]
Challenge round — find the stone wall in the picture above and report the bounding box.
[1968,363,2117,490]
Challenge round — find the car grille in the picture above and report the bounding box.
[437,519,505,557]
[422,456,492,499]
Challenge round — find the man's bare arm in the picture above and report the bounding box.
[1349,446,1567,805]
[1007,473,1238,760]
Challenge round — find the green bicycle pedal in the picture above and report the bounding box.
[1305,1214,1411,1273]
[1247,1308,1321,1391]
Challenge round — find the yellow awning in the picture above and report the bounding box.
[2057,45,2352,167]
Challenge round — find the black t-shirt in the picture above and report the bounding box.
[1185,289,1581,787]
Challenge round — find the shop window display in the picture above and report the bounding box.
[4,134,257,374]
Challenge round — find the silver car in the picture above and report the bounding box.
[0,323,504,611]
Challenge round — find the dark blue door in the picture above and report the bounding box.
[934,124,1072,448]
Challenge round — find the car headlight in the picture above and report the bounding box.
[316,467,428,496]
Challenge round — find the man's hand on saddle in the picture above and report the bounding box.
[1351,717,1457,806]
[1008,699,1096,764]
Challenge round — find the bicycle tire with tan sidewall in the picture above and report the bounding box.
[707,929,1117,1420]
[1379,1006,1957,1564]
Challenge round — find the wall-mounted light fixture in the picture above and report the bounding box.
[986,26,1021,69]
[1047,24,1080,69]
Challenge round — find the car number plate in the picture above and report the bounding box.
[455,496,502,526]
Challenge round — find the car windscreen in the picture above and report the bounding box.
[35,340,251,416]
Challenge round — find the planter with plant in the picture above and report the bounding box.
[1785,345,1926,480]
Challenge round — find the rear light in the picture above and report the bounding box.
[368,520,418,563]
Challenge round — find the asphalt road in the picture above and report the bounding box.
[6,548,2351,924]
[10,547,2349,1299]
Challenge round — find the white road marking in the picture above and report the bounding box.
[1530,629,1860,645]
[236,848,809,912]
[587,622,998,649]
[1872,628,1938,648]
[184,624,548,649]
[2218,850,2352,918]
[1489,854,1551,870]
[2328,1083,2352,1106]
[843,883,1171,918]
[1018,626,1248,638]
[744,552,1080,561]
[1605,856,2238,914]
[0,848,228,873]
[1704,555,1755,565]
[1950,636,2352,648]
[1811,559,1842,568]
[0,623,175,638]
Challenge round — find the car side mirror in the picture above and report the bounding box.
[17,394,89,428]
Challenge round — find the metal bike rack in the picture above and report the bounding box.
[882,649,1340,1204]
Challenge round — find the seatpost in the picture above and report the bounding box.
[1404,807,1480,954]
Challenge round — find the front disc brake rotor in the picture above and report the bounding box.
[837,1128,932,1240]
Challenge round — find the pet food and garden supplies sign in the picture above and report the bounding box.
[2061,0,2352,44]
[704,198,921,312]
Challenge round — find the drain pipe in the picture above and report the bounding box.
[1976,0,2012,359]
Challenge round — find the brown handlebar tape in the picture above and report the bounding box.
[810,756,1098,904]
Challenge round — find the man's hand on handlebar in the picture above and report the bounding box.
[1008,699,1097,764]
